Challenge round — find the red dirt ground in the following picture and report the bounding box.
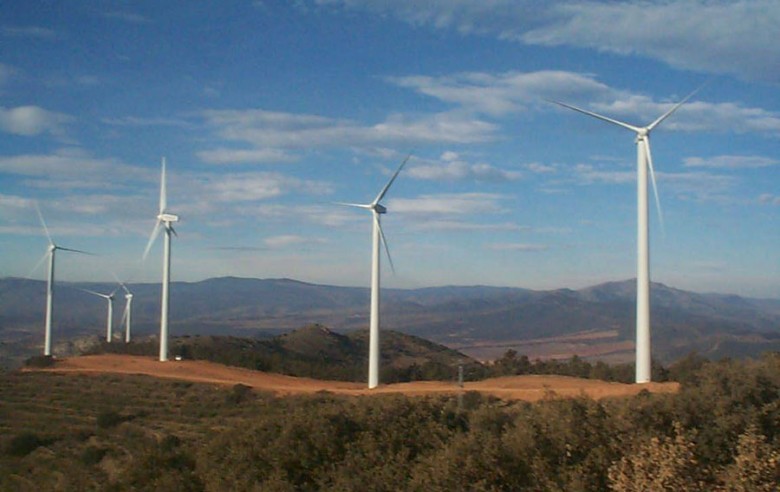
[29,354,679,401]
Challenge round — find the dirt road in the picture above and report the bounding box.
[31,354,679,401]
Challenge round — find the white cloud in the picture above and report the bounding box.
[389,192,507,215]
[684,155,779,169]
[388,70,614,116]
[0,106,73,137]
[487,242,549,252]
[201,108,497,151]
[320,1,780,82]
[264,234,325,248]
[526,162,557,174]
[196,148,298,165]
[0,149,150,188]
[184,172,333,203]
[408,220,527,232]
[523,1,780,82]
[407,152,521,181]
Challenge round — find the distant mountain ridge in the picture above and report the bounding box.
[1,276,779,366]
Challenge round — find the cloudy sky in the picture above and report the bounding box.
[1,1,778,297]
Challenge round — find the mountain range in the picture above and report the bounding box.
[2,276,779,368]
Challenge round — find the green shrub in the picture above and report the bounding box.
[7,432,48,457]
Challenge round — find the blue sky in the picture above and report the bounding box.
[1,1,778,297]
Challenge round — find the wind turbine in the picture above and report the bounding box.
[142,157,179,362]
[119,283,133,343]
[338,155,410,389]
[79,287,118,342]
[32,204,92,356]
[550,88,700,383]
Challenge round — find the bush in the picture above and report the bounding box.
[24,355,55,368]
[7,432,49,457]
[97,410,126,429]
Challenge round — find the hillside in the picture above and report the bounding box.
[86,325,483,384]
[2,276,779,367]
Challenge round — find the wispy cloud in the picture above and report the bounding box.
[0,106,73,137]
[264,234,326,248]
[758,194,780,206]
[487,242,549,252]
[407,151,521,181]
[389,192,508,215]
[522,1,780,82]
[1,25,57,39]
[199,108,498,156]
[0,149,150,188]
[685,155,779,169]
[321,1,780,82]
[196,148,298,165]
[388,70,614,116]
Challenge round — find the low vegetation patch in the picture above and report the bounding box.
[1,353,779,490]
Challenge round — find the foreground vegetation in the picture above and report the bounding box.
[2,352,779,490]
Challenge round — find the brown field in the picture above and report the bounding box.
[27,354,679,401]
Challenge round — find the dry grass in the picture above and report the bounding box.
[28,354,679,401]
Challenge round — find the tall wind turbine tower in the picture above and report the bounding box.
[33,205,91,356]
[338,155,410,389]
[551,88,699,383]
[143,157,179,362]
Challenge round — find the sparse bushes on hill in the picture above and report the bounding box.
[2,353,780,490]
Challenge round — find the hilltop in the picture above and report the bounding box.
[85,325,483,384]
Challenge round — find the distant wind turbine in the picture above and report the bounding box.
[550,87,701,383]
[142,157,179,362]
[79,287,118,342]
[32,204,92,356]
[337,155,410,389]
[119,283,133,343]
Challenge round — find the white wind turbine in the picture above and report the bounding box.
[80,287,118,342]
[551,88,700,383]
[142,157,179,362]
[32,204,92,356]
[119,283,133,343]
[338,155,410,389]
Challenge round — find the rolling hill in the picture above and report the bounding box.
[2,276,779,367]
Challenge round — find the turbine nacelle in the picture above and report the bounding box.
[159,213,179,223]
[373,204,387,214]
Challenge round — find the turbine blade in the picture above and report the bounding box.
[334,201,372,210]
[643,138,665,234]
[142,222,163,261]
[548,100,642,133]
[57,246,95,256]
[160,157,167,214]
[34,202,53,245]
[373,153,412,205]
[79,287,108,298]
[26,250,50,279]
[647,84,704,131]
[168,223,178,237]
[119,303,129,327]
[110,271,130,294]
[375,214,395,274]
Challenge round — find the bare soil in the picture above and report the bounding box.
[29,354,679,401]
